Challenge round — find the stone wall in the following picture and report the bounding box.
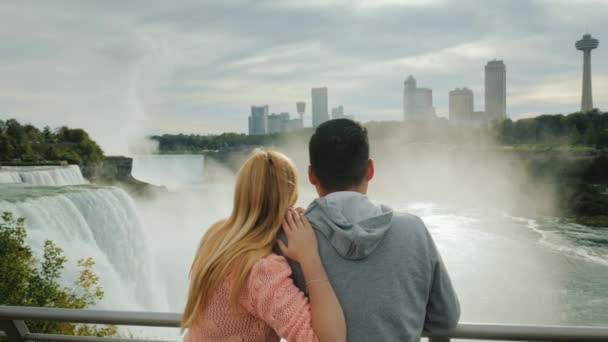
[81,156,133,181]
[100,156,133,180]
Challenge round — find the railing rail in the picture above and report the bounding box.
[1,305,608,342]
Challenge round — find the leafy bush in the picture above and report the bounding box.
[0,212,116,337]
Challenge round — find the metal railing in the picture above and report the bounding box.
[1,306,608,342]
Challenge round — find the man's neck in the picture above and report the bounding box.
[319,185,367,197]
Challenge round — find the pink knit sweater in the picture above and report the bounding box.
[184,254,319,342]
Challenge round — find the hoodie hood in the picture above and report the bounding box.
[305,192,393,260]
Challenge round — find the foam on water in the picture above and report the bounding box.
[505,214,608,267]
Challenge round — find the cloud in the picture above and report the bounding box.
[0,0,606,153]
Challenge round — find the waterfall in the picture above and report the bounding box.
[0,165,87,186]
[0,171,22,184]
[0,179,167,311]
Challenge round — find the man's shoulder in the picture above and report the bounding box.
[389,210,429,234]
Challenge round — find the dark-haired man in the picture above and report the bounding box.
[284,118,460,341]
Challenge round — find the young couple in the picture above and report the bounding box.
[182,119,460,341]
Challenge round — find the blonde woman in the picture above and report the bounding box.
[182,149,346,342]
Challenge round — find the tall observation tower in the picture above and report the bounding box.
[576,34,599,112]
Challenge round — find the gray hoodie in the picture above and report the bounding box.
[280,192,460,341]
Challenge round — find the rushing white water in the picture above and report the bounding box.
[0,171,21,184]
[0,183,167,311]
[0,165,87,186]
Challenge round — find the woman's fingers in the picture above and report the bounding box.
[277,240,289,256]
[286,209,296,230]
[282,216,293,235]
[292,210,303,228]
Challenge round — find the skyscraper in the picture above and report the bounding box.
[403,75,436,121]
[576,34,599,112]
[484,60,506,120]
[449,88,474,121]
[248,105,268,135]
[311,87,329,128]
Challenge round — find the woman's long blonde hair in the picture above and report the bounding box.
[181,149,298,329]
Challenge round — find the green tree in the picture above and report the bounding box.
[0,119,104,166]
[0,212,116,337]
[493,111,608,147]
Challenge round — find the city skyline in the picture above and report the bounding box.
[256,57,504,130]
[0,1,606,153]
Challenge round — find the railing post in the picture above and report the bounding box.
[429,336,450,342]
[0,320,29,342]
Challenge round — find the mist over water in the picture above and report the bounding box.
[132,149,608,326]
[132,155,236,310]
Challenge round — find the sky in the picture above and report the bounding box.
[1,0,607,153]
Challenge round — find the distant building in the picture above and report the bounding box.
[286,117,303,131]
[576,33,600,112]
[485,60,507,120]
[311,87,329,128]
[449,88,474,121]
[267,112,304,133]
[296,101,306,125]
[248,105,268,135]
[403,75,436,121]
[331,105,345,119]
[268,112,290,134]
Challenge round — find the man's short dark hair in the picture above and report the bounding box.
[309,118,369,191]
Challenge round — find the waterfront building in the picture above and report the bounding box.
[403,75,436,120]
[248,105,268,135]
[311,87,329,128]
[484,60,507,120]
[449,88,474,121]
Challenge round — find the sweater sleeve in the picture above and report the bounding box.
[243,255,319,342]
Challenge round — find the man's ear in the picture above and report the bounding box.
[366,159,374,182]
[308,165,318,186]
